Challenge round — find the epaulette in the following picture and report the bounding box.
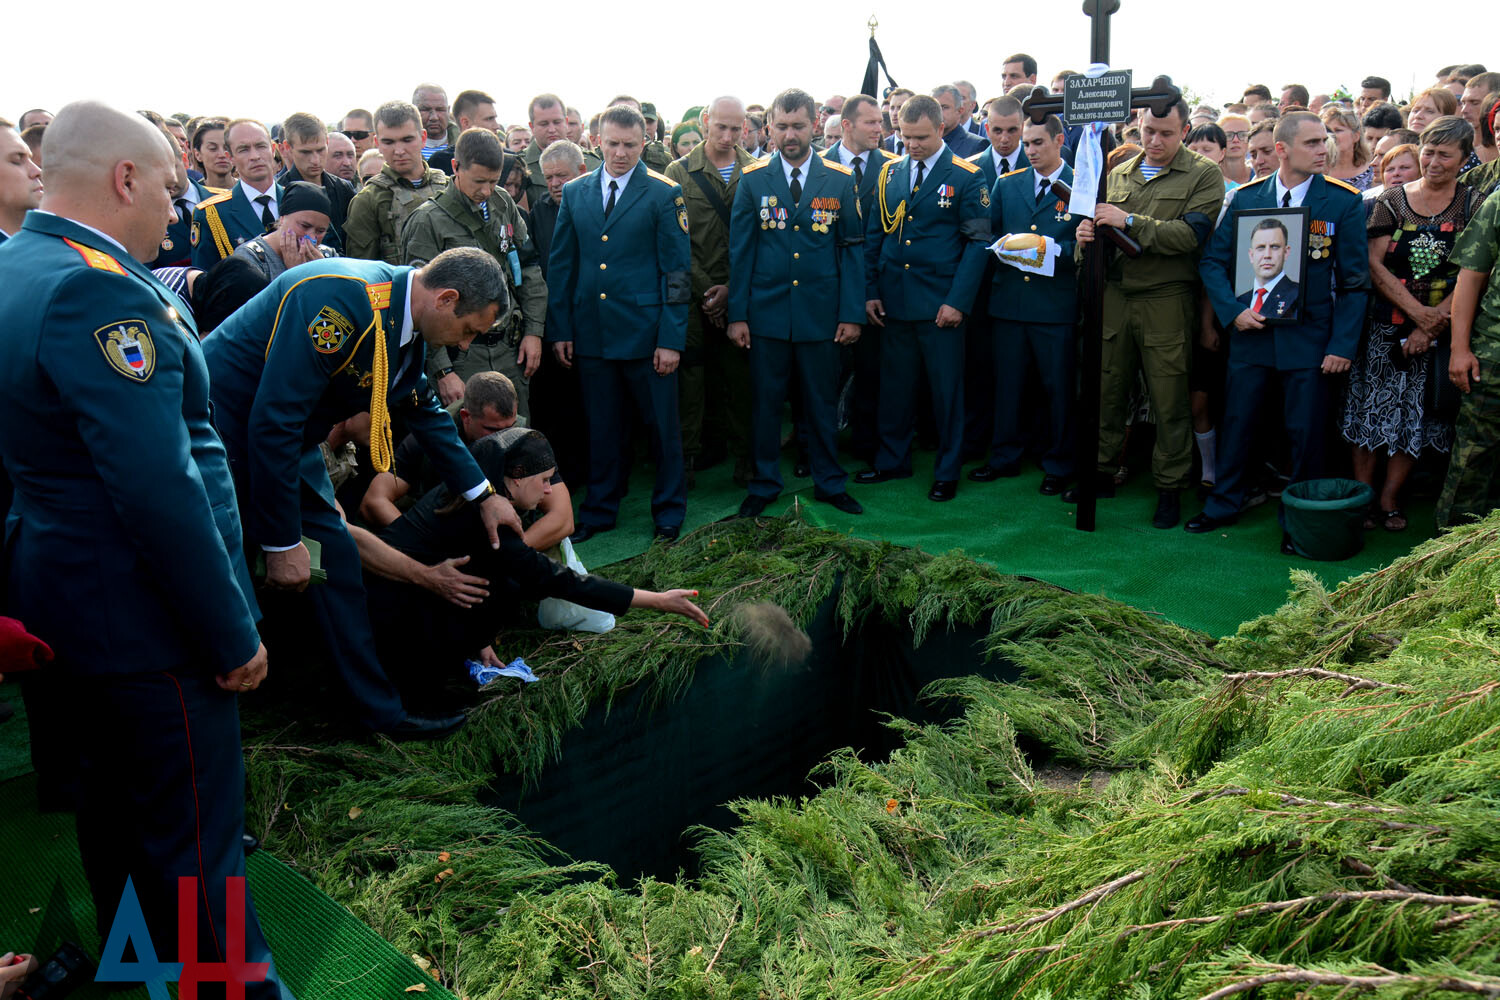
[824,160,853,175]
[62,238,127,276]
[1002,166,1029,178]
[198,192,233,209]
[966,150,986,164]
[742,159,768,173]
[1324,175,1360,195]
[203,185,229,196]
[879,149,898,160]
[1239,173,1274,187]
[645,168,676,185]
[952,157,980,174]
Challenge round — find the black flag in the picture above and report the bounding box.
[860,34,896,97]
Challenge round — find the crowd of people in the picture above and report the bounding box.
[3,55,1500,997]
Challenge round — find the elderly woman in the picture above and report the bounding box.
[671,120,704,158]
[230,181,337,280]
[1322,105,1376,190]
[1407,87,1458,133]
[1217,113,1252,186]
[1341,116,1478,531]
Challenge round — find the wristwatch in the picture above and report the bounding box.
[437,366,455,377]
[1125,214,1136,229]
[478,481,497,500]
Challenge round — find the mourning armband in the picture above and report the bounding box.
[664,270,691,306]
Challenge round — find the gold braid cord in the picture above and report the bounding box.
[877,161,906,236]
[367,318,394,472]
[204,205,233,260]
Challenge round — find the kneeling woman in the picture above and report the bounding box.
[368,428,707,689]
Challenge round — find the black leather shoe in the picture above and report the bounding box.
[1039,474,1068,495]
[1184,511,1238,534]
[243,833,261,855]
[737,495,771,518]
[569,523,612,544]
[654,525,681,542]
[816,491,864,514]
[928,480,957,502]
[1281,532,1297,556]
[967,463,1020,483]
[381,713,466,742]
[1152,489,1181,529]
[1062,476,1116,503]
[854,468,912,485]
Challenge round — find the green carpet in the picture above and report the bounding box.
[571,449,1435,638]
[0,767,450,999]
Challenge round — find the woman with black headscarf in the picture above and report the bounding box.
[368,428,707,684]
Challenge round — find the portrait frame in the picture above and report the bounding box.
[1232,206,1310,325]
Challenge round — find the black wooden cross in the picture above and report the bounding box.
[1007,0,1183,533]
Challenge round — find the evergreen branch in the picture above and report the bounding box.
[963,868,1147,943]
[1221,668,1412,695]
[1342,856,1416,893]
[1117,889,1499,940]
[1198,966,1500,1000]
[704,902,739,977]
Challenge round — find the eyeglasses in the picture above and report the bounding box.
[1223,130,1249,140]
[343,130,371,141]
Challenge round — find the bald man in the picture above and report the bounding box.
[0,102,293,999]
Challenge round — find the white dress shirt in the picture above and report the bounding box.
[601,163,633,209]
[1273,172,1314,208]
[240,179,278,219]
[910,144,947,193]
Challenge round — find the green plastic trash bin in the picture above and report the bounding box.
[1280,478,1375,560]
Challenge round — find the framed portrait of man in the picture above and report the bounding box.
[1232,207,1309,324]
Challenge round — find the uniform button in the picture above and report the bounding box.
[904,239,911,246]
[599,263,607,270]
[904,263,910,270]
[1023,276,1031,283]
[793,225,800,231]
[793,280,799,287]
[1030,225,1038,231]
[599,293,607,300]
[601,234,608,242]
[793,252,800,260]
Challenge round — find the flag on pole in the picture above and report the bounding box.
[861,18,896,97]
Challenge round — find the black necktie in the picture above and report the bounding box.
[1282,191,1292,207]
[789,165,802,205]
[1000,157,1010,174]
[852,156,864,188]
[1038,180,1050,204]
[255,194,274,231]
[913,161,925,193]
[604,179,618,219]
[175,197,191,225]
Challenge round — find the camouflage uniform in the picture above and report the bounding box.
[1438,190,1500,526]
[344,164,449,263]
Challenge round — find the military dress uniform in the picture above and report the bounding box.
[1197,172,1368,523]
[202,259,492,730]
[1438,189,1500,525]
[0,212,292,999]
[665,143,758,475]
[191,180,285,269]
[343,163,450,264]
[823,141,898,460]
[400,184,548,419]
[862,145,992,489]
[152,176,220,268]
[546,161,692,535]
[1094,145,1226,491]
[980,162,1082,482]
[962,144,1028,458]
[729,153,865,501]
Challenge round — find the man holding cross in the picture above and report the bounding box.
[1072,97,1224,528]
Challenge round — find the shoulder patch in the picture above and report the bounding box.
[309,305,355,354]
[1324,175,1360,195]
[824,160,853,175]
[742,160,768,173]
[677,205,689,233]
[92,320,156,382]
[645,168,676,185]
[366,281,392,312]
[966,150,985,164]
[952,157,980,174]
[199,192,233,209]
[62,238,127,275]
[1002,167,1029,178]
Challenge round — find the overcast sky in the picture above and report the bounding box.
[5,0,1482,127]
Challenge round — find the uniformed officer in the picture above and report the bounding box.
[401,128,548,419]
[665,96,758,484]
[521,93,601,212]
[547,104,692,543]
[1073,99,1226,528]
[822,94,898,462]
[0,102,292,999]
[151,127,221,268]
[344,101,450,263]
[1442,177,1500,525]
[202,248,523,740]
[729,89,866,518]
[1190,111,1368,541]
[970,114,1082,495]
[602,96,673,174]
[190,117,283,269]
[857,95,991,502]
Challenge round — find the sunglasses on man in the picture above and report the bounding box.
[343,130,372,141]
